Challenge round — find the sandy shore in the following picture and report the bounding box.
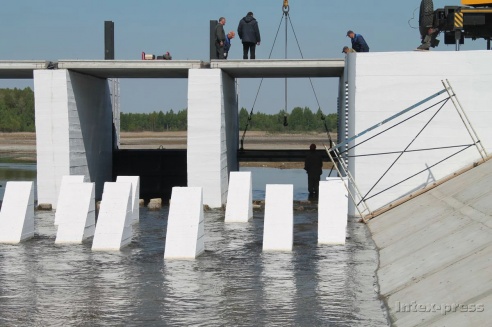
[0,131,335,168]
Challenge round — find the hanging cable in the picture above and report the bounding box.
[240,12,286,151]
[283,2,289,126]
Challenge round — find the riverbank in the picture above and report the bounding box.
[0,131,335,169]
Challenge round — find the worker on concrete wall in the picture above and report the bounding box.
[346,30,369,52]
[224,31,235,59]
[304,144,323,197]
[215,17,227,59]
[237,12,261,59]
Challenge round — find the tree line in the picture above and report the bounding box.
[121,107,337,133]
[0,87,35,132]
[0,87,338,133]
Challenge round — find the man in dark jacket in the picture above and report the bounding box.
[215,17,226,59]
[237,12,261,59]
[304,143,323,197]
[347,30,369,52]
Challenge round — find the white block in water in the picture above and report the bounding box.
[54,175,85,225]
[116,176,140,224]
[0,182,35,243]
[55,182,95,244]
[92,182,133,251]
[164,187,205,259]
[225,171,252,223]
[263,184,293,252]
[318,178,348,245]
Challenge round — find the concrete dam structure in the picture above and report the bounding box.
[1,50,491,325]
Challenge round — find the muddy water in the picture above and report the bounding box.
[0,164,388,326]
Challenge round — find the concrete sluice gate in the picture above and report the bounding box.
[1,51,492,324]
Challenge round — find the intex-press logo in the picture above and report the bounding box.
[395,301,485,316]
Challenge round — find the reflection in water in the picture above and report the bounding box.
[0,164,388,325]
[261,252,296,326]
[0,163,37,202]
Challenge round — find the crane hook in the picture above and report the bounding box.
[283,0,290,13]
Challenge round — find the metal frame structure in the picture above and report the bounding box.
[325,80,487,222]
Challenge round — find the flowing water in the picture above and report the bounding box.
[0,163,389,326]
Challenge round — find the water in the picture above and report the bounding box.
[0,163,389,326]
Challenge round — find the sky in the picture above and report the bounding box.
[0,0,487,116]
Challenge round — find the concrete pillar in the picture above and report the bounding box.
[225,171,253,223]
[318,178,348,245]
[116,176,140,224]
[0,182,35,243]
[54,175,85,225]
[187,69,238,208]
[92,182,133,250]
[34,70,114,207]
[164,187,205,259]
[55,182,96,244]
[263,184,293,252]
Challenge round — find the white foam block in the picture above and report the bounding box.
[225,171,252,223]
[164,187,205,259]
[92,182,133,251]
[263,184,293,252]
[55,182,95,244]
[0,182,35,243]
[318,178,348,245]
[54,175,85,225]
[116,176,140,224]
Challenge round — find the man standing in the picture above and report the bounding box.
[237,12,261,59]
[215,17,226,59]
[304,144,323,198]
[347,30,369,52]
[224,31,235,59]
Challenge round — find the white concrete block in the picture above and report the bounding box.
[318,178,348,245]
[263,184,293,252]
[92,182,133,251]
[0,182,35,243]
[225,172,252,223]
[55,182,95,244]
[54,175,85,225]
[116,176,140,224]
[164,187,205,259]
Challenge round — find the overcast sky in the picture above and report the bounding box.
[0,0,485,115]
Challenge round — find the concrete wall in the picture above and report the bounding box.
[34,70,113,206]
[187,69,238,208]
[367,158,492,327]
[346,51,492,215]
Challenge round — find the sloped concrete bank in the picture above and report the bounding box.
[367,159,492,327]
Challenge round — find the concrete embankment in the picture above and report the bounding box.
[367,158,492,327]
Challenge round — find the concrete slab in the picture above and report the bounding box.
[225,171,252,223]
[368,158,492,326]
[55,182,95,244]
[0,182,34,243]
[263,184,293,252]
[54,175,85,224]
[92,182,133,251]
[388,246,491,327]
[164,187,204,259]
[211,59,344,78]
[318,178,348,245]
[0,60,50,78]
[116,176,140,224]
[57,60,204,78]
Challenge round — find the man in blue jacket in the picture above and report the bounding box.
[347,30,369,52]
[237,12,261,59]
[224,31,235,59]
